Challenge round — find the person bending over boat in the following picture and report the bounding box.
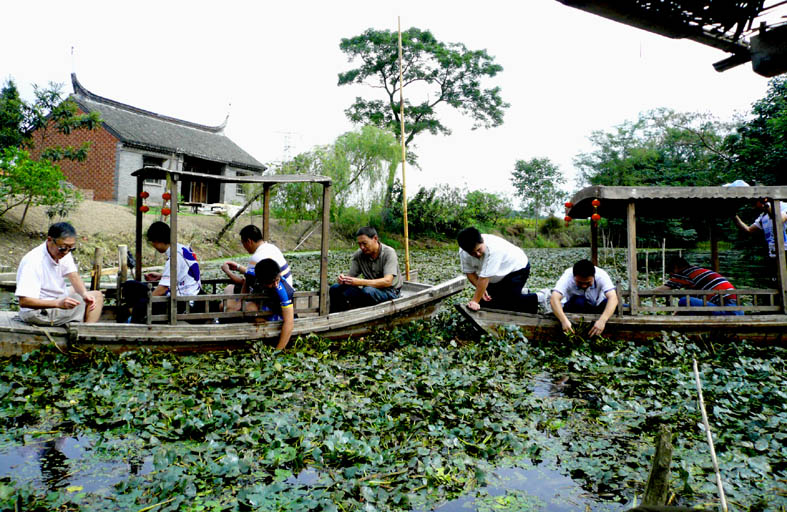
[550,259,618,336]
[121,221,202,323]
[15,222,104,325]
[457,227,538,313]
[329,226,402,313]
[654,257,742,316]
[734,197,787,277]
[220,225,292,313]
[251,258,295,350]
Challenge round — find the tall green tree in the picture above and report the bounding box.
[574,108,732,187]
[510,157,567,235]
[724,76,787,185]
[0,80,25,149]
[0,79,101,225]
[338,27,508,207]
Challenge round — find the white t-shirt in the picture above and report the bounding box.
[160,243,201,296]
[15,242,78,312]
[249,242,292,286]
[753,203,787,258]
[552,266,615,306]
[459,234,529,283]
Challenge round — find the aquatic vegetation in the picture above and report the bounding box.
[0,249,785,511]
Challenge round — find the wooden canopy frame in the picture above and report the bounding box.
[567,185,787,315]
[130,166,332,324]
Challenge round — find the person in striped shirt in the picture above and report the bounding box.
[655,257,742,316]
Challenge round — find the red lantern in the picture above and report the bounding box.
[564,202,573,208]
[139,205,150,213]
[162,192,171,200]
[140,191,149,199]
[591,213,601,221]
[564,215,572,222]
[161,207,171,216]
[592,199,601,207]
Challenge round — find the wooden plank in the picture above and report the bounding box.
[772,199,787,314]
[319,183,331,315]
[168,173,178,325]
[627,201,638,316]
[263,183,271,241]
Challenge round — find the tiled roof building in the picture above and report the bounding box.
[32,74,266,205]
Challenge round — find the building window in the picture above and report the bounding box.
[143,156,165,184]
[236,172,249,197]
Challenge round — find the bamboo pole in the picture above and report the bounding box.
[692,359,728,512]
[90,248,103,291]
[168,173,178,325]
[398,17,411,281]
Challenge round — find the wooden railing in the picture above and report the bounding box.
[618,288,782,315]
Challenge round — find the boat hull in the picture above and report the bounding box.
[0,277,465,356]
[455,304,787,344]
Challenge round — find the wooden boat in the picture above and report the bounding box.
[0,167,464,356]
[457,185,787,344]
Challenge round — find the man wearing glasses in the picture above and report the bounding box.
[15,222,104,325]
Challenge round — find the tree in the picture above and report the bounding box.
[724,76,787,185]
[213,126,402,243]
[573,108,732,188]
[0,79,102,225]
[0,147,78,219]
[338,27,509,206]
[511,157,567,235]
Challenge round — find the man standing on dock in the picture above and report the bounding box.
[329,227,402,313]
[550,259,618,336]
[15,222,104,325]
[457,227,538,313]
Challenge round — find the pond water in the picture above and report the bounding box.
[423,464,627,512]
[0,435,152,493]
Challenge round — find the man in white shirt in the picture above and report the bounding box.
[15,222,104,325]
[735,197,787,276]
[550,259,618,336]
[457,227,538,313]
[220,224,292,313]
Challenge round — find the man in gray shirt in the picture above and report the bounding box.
[330,226,402,313]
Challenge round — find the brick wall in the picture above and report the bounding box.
[27,109,118,201]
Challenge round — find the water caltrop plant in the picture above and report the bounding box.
[0,249,785,511]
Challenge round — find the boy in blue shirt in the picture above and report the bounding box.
[250,258,295,350]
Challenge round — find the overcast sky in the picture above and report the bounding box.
[2,0,774,205]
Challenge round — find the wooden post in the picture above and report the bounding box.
[591,220,598,266]
[627,201,638,315]
[319,183,331,315]
[90,248,103,291]
[661,238,666,284]
[135,176,143,282]
[168,173,178,325]
[771,199,787,314]
[398,17,411,281]
[262,183,271,241]
[116,245,128,312]
[710,225,720,272]
[642,425,673,506]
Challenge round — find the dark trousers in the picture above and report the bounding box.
[329,284,400,313]
[563,295,608,314]
[483,264,538,313]
[120,280,205,323]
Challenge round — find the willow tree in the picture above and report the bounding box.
[338,27,508,206]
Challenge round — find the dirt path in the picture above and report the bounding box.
[0,200,340,270]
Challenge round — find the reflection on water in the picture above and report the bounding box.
[0,435,152,493]
[425,464,627,512]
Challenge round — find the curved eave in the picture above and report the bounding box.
[567,185,787,219]
[131,166,331,185]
